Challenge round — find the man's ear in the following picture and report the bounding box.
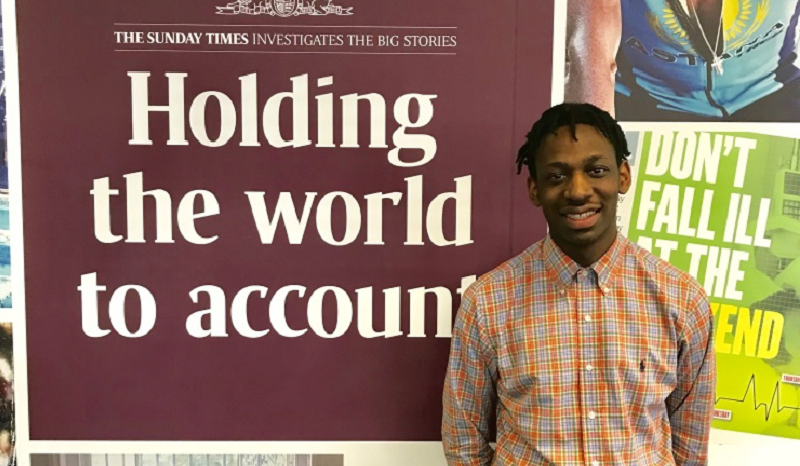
[528,176,541,206]
[619,160,632,194]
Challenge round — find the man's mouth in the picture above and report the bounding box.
[564,210,599,220]
[561,207,602,229]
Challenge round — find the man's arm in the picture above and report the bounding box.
[442,285,497,466]
[564,0,622,115]
[666,287,716,466]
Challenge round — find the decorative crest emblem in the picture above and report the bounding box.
[216,0,354,16]
[272,0,298,17]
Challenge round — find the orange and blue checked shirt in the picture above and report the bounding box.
[442,234,716,466]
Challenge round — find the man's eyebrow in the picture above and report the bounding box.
[544,155,608,169]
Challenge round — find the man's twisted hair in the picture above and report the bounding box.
[516,103,630,178]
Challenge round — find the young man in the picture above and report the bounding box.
[565,0,800,121]
[442,104,716,465]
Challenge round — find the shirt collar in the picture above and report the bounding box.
[543,233,626,292]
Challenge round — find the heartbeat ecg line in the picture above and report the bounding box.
[716,374,800,421]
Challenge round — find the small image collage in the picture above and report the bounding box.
[0,0,9,308]
[0,2,13,466]
[30,455,343,466]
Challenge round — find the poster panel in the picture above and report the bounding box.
[17,0,553,442]
[0,323,11,466]
[30,455,341,466]
[620,130,800,439]
[0,0,10,309]
[563,0,800,122]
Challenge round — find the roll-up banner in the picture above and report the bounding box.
[12,0,554,459]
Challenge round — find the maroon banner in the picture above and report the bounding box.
[18,0,552,440]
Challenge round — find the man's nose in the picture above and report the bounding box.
[565,173,592,201]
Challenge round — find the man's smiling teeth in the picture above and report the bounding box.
[566,211,598,219]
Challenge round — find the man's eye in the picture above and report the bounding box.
[589,167,608,176]
[547,173,565,181]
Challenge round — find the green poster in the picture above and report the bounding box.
[625,131,800,439]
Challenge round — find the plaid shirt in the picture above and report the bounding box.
[442,234,715,466]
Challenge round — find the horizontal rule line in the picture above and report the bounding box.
[114,49,456,55]
[113,23,458,29]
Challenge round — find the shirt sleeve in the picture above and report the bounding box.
[441,283,498,466]
[667,286,716,466]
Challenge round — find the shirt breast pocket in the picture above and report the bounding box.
[622,349,676,416]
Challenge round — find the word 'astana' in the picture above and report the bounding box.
[128,72,438,167]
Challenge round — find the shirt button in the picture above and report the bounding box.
[602,286,610,294]
[592,461,600,466]
[559,288,566,296]
[586,364,594,371]
[588,411,596,420]
[584,314,591,322]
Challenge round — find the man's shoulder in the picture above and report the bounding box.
[621,236,706,298]
[466,240,544,301]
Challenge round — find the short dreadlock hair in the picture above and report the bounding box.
[516,103,629,178]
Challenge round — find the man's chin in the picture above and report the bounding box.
[552,226,598,246]
[564,222,619,247]
[565,231,598,245]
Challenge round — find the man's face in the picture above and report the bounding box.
[528,124,631,251]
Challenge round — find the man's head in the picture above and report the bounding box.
[516,103,631,265]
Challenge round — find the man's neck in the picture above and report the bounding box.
[683,0,724,44]
[553,231,618,268]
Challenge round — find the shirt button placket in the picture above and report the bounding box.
[579,270,599,464]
